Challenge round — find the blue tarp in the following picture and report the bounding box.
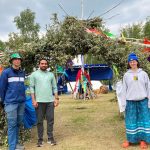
[57,76,68,94]
[65,64,113,81]
[24,95,37,129]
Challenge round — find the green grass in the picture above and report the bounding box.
[1,93,143,150]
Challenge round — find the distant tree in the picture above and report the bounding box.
[14,8,40,42]
[119,18,150,77]
[121,23,143,39]
[143,17,150,39]
[121,17,150,40]
[5,9,40,72]
[8,8,40,50]
[7,33,24,50]
[0,40,5,51]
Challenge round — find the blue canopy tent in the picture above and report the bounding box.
[57,76,68,94]
[57,64,113,94]
[65,64,113,81]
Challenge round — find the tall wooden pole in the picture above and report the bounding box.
[81,0,84,20]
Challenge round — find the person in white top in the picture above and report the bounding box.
[121,53,150,149]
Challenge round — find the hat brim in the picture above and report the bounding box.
[9,58,22,63]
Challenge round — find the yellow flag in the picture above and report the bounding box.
[121,33,126,42]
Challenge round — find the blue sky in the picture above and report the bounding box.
[0,0,149,41]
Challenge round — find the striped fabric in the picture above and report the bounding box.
[0,51,4,57]
[125,99,150,143]
[8,77,24,82]
[0,51,4,61]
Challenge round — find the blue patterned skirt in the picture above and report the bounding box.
[125,98,150,143]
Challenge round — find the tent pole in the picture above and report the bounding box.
[68,82,73,92]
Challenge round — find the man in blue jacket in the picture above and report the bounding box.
[0,53,25,150]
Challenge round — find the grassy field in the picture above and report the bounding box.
[24,92,142,150]
[1,92,146,150]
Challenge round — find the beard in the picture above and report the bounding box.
[40,66,47,71]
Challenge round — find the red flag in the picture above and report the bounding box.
[86,28,107,38]
[143,38,150,44]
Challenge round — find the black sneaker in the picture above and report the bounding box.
[37,141,44,147]
[47,137,57,146]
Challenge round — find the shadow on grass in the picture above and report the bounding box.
[75,107,87,110]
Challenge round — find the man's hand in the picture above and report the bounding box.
[54,98,59,107]
[0,98,4,109]
[0,102,4,109]
[32,100,38,108]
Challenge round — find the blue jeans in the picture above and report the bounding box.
[5,103,25,150]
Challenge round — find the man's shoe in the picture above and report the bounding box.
[47,137,57,146]
[37,141,44,147]
[15,144,25,150]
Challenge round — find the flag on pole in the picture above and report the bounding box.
[56,65,68,77]
[121,33,126,42]
[85,28,107,38]
[81,54,84,72]
[143,38,150,44]
[112,65,119,76]
[104,31,116,38]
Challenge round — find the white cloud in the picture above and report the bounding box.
[0,0,150,42]
[120,0,149,22]
[105,0,150,36]
[0,34,9,42]
[106,24,120,36]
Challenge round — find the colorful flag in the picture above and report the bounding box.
[56,65,68,77]
[112,65,119,76]
[85,28,107,37]
[143,38,150,44]
[104,31,116,38]
[121,33,126,42]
